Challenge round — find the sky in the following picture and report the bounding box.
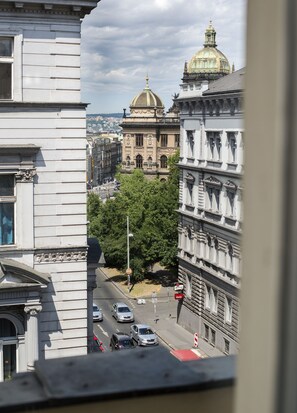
[81,0,247,114]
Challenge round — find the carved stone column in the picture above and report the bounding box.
[24,305,42,371]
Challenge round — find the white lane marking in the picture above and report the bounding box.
[97,324,109,337]
[116,328,120,332]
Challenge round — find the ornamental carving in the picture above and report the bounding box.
[15,168,36,182]
[24,305,42,316]
[35,250,87,264]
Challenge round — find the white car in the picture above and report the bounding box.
[111,302,134,323]
[93,304,103,321]
[130,324,159,346]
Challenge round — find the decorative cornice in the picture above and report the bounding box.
[34,249,87,264]
[224,180,237,191]
[203,175,222,188]
[0,0,99,17]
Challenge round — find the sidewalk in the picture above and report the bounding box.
[98,267,224,359]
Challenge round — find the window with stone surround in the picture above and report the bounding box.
[0,175,15,246]
[175,134,180,147]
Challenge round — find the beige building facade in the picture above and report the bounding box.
[121,77,179,180]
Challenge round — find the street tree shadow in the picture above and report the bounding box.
[145,268,178,287]
[104,274,126,283]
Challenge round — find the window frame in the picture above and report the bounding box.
[135,134,144,147]
[0,175,16,246]
[0,32,22,102]
[160,134,168,147]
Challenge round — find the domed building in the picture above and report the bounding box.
[121,77,180,179]
[180,21,231,97]
[129,77,164,117]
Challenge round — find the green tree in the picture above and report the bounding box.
[87,151,180,282]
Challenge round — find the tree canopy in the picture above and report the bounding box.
[87,150,179,282]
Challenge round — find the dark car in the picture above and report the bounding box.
[110,332,136,351]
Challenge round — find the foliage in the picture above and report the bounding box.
[87,151,179,282]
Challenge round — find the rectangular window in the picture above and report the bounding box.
[206,131,221,161]
[0,175,15,245]
[204,324,209,341]
[227,191,235,216]
[205,284,218,313]
[205,285,211,309]
[135,134,143,147]
[0,38,13,100]
[187,131,194,157]
[225,296,233,324]
[175,134,180,147]
[227,132,237,163]
[210,328,216,346]
[185,274,192,298]
[224,338,230,355]
[186,182,193,204]
[160,134,168,147]
[207,187,220,212]
[210,288,218,313]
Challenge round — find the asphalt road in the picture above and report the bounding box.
[92,268,177,352]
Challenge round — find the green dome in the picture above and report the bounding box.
[188,22,231,76]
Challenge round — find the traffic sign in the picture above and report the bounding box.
[151,292,158,304]
[194,333,198,348]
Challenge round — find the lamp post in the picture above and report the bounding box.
[126,216,133,291]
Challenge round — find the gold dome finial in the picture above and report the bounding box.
[204,20,217,48]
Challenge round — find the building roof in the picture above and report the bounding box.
[203,67,245,95]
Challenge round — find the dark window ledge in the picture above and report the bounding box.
[0,348,235,412]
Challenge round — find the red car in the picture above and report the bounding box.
[91,334,105,353]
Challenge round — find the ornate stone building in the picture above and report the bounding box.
[0,0,99,380]
[121,77,180,180]
[176,22,243,355]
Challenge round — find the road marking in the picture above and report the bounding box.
[97,325,109,337]
[116,328,120,332]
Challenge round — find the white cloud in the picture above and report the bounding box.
[81,0,247,113]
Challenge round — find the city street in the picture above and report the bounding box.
[93,268,176,352]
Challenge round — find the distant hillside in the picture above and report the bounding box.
[87,113,124,118]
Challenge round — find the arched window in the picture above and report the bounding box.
[0,318,17,381]
[136,154,143,169]
[160,155,168,168]
[126,155,130,166]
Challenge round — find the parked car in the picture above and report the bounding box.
[130,324,159,346]
[90,334,105,353]
[111,302,134,322]
[93,303,103,321]
[110,332,136,351]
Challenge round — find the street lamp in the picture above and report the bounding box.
[126,216,133,291]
